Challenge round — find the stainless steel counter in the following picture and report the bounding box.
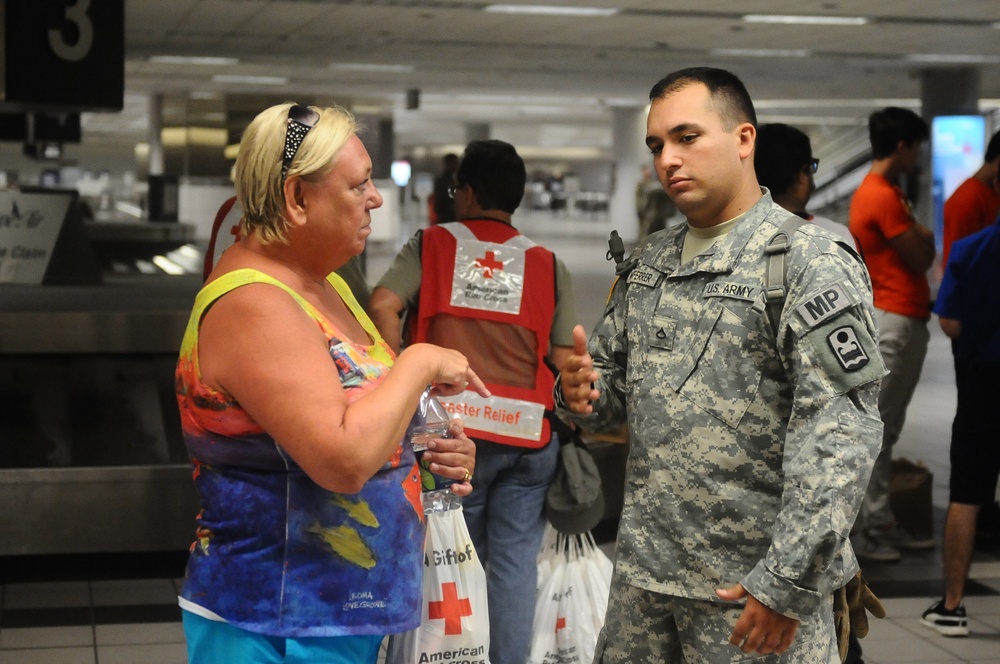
[0,274,200,353]
[0,274,203,554]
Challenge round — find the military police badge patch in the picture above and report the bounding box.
[827,325,869,371]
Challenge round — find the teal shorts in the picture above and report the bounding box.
[182,610,384,664]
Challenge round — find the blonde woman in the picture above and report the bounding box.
[175,103,486,664]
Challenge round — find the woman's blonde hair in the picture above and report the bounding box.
[234,103,357,244]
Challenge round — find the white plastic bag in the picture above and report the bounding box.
[528,531,613,664]
[528,553,566,664]
[386,497,490,664]
[536,523,562,592]
[579,533,612,632]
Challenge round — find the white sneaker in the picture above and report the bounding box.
[851,531,901,562]
[868,523,935,550]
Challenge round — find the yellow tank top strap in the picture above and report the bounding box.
[180,268,393,367]
[327,272,395,366]
[183,269,317,340]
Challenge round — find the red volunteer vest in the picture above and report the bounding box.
[411,219,557,448]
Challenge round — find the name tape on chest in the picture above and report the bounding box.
[795,283,853,328]
[703,281,759,302]
[626,265,662,288]
[450,237,526,314]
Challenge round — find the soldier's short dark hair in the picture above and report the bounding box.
[649,67,757,130]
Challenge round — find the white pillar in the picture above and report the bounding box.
[148,93,164,176]
[465,122,490,143]
[609,106,648,243]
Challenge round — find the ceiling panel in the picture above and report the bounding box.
[91,0,1000,148]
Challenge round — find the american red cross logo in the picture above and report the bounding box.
[474,250,504,278]
[555,616,566,633]
[427,582,472,635]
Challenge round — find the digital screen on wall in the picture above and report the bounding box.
[931,115,986,251]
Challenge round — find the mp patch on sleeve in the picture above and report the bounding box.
[794,283,856,329]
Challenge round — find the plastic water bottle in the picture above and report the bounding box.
[406,388,462,512]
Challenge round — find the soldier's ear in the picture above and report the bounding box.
[738,123,755,160]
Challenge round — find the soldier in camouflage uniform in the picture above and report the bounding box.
[557,68,886,662]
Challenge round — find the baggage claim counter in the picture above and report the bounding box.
[0,188,202,555]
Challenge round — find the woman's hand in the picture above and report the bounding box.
[400,343,491,398]
[421,418,477,497]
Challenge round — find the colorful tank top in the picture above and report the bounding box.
[175,269,425,637]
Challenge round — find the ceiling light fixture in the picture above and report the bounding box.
[484,4,618,17]
[329,63,415,73]
[212,74,288,85]
[743,14,868,26]
[712,48,810,58]
[905,53,1000,65]
[906,53,1000,64]
[351,104,385,115]
[150,55,239,66]
[754,98,920,110]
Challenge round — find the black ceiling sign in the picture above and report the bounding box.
[3,0,124,111]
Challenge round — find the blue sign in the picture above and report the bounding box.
[931,115,986,251]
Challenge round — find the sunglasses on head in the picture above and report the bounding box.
[281,104,320,182]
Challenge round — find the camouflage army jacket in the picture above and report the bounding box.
[572,193,886,618]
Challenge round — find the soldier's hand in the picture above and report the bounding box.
[559,325,599,414]
[716,584,799,655]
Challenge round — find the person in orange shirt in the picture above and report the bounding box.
[848,107,935,563]
[941,130,1000,269]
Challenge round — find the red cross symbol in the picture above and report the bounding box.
[555,616,566,633]
[427,582,472,635]
[474,251,504,278]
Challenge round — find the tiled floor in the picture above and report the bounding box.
[3,211,998,662]
[0,577,187,663]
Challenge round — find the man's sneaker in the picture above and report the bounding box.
[850,531,901,562]
[921,599,968,637]
[868,523,935,550]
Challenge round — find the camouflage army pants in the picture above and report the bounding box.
[593,579,838,663]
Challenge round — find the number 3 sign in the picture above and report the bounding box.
[3,0,124,110]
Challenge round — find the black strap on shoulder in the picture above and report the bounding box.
[763,215,807,337]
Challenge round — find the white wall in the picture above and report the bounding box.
[177,181,236,241]
[368,179,400,243]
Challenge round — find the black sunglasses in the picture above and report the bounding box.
[806,158,820,174]
[281,104,320,182]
